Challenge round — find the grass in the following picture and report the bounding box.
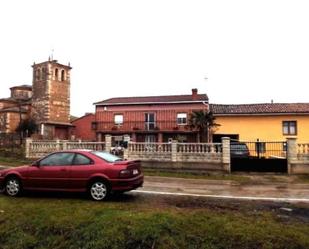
[143,168,251,182]
[0,156,33,167]
[0,193,309,249]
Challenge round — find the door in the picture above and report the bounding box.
[67,153,96,190]
[145,135,156,143]
[55,127,68,140]
[145,135,156,151]
[23,152,74,190]
[145,113,155,130]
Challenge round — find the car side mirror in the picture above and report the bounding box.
[32,161,40,167]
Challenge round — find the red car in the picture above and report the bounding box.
[0,150,143,201]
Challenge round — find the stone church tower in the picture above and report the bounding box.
[31,59,72,139]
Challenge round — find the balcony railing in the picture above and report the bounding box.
[96,121,192,132]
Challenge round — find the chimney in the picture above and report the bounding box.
[192,88,198,100]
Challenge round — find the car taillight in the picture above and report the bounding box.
[119,169,131,178]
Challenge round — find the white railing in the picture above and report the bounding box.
[126,141,222,163]
[177,143,222,153]
[297,143,309,161]
[29,141,60,154]
[26,139,223,164]
[297,143,309,155]
[128,142,172,153]
[26,140,106,158]
[66,142,105,151]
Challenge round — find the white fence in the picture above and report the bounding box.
[128,142,172,153]
[126,142,172,162]
[125,142,223,163]
[26,140,105,158]
[24,138,309,174]
[26,139,223,164]
[297,143,309,161]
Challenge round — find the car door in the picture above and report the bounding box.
[67,153,96,190]
[23,152,74,190]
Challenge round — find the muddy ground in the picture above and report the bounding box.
[123,192,309,224]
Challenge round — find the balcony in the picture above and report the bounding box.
[96,121,192,133]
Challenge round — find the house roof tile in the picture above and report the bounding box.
[210,103,309,115]
[95,94,208,106]
[10,85,32,90]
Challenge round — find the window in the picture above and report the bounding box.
[91,122,97,130]
[41,68,46,80]
[283,121,297,135]
[39,152,74,166]
[91,151,122,163]
[55,68,59,80]
[36,68,41,80]
[177,113,187,125]
[73,154,93,165]
[145,113,155,130]
[61,70,65,81]
[114,114,123,125]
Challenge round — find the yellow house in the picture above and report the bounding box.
[211,103,309,143]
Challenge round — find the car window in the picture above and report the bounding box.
[231,144,248,151]
[91,151,122,163]
[39,152,75,166]
[73,153,93,165]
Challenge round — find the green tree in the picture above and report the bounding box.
[189,110,219,142]
[15,118,38,138]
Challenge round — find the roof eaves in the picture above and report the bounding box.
[94,100,209,106]
[213,112,309,116]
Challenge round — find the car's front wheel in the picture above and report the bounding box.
[5,176,22,197]
[89,181,109,201]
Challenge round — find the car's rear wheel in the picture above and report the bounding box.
[5,176,22,197]
[89,181,109,201]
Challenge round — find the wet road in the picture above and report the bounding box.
[134,176,309,203]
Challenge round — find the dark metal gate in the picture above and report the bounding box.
[230,140,288,173]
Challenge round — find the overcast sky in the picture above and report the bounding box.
[1,0,308,117]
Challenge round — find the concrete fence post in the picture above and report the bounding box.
[63,141,67,150]
[123,141,129,160]
[25,138,32,158]
[56,139,61,151]
[123,135,130,160]
[171,140,177,162]
[123,134,130,143]
[222,137,231,173]
[287,138,297,174]
[105,134,112,153]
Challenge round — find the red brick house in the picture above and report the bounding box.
[93,89,208,143]
[70,113,96,141]
[0,85,32,133]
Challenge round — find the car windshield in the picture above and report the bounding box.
[91,151,123,163]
